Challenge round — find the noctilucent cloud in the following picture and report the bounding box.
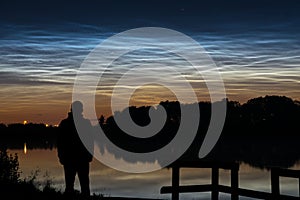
[1,0,300,124]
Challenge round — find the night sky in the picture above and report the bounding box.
[1,0,300,124]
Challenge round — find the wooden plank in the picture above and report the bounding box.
[218,185,271,199]
[237,187,271,199]
[160,184,212,194]
[162,184,299,199]
[171,160,239,170]
[276,168,300,178]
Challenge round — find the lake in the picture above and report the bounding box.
[8,147,300,200]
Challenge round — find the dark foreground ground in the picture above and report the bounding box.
[0,182,164,200]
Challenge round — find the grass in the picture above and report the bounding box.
[0,170,162,200]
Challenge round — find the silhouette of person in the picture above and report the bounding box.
[57,101,94,198]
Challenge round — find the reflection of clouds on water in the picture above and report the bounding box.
[93,144,162,172]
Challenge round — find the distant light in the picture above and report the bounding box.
[45,124,49,127]
[24,143,27,154]
[23,120,27,125]
[54,124,59,127]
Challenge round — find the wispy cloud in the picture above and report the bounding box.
[0,20,300,123]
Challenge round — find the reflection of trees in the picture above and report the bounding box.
[0,123,57,150]
[103,95,300,169]
[0,149,20,184]
[199,95,300,169]
[1,95,300,169]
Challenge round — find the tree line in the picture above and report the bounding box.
[1,95,300,169]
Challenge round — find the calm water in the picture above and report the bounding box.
[8,148,300,200]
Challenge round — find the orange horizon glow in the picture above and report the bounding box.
[1,82,300,125]
[1,76,300,126]
[1,91,300,126]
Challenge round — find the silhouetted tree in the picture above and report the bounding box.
[0,149,20,184]
[1,95,300,169]
[98,115,105,126]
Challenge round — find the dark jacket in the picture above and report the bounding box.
[57,112,93,165]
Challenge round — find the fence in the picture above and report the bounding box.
[160,161,300,200]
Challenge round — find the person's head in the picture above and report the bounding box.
[71,101,83,116]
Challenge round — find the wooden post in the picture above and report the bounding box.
[231,167,239,200]
[211,167,219,200]
[271,168,280,198]
[172,166,180,200]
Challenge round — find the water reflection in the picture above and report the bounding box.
[23,142,27,154]
[8,148,300,199]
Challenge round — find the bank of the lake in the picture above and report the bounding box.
[8,148,300,200]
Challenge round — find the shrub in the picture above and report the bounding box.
[0,148,20,184]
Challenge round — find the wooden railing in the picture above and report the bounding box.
[160,161,300,200]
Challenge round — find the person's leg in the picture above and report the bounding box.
[63,164,76,195]
[77,162,90,197]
